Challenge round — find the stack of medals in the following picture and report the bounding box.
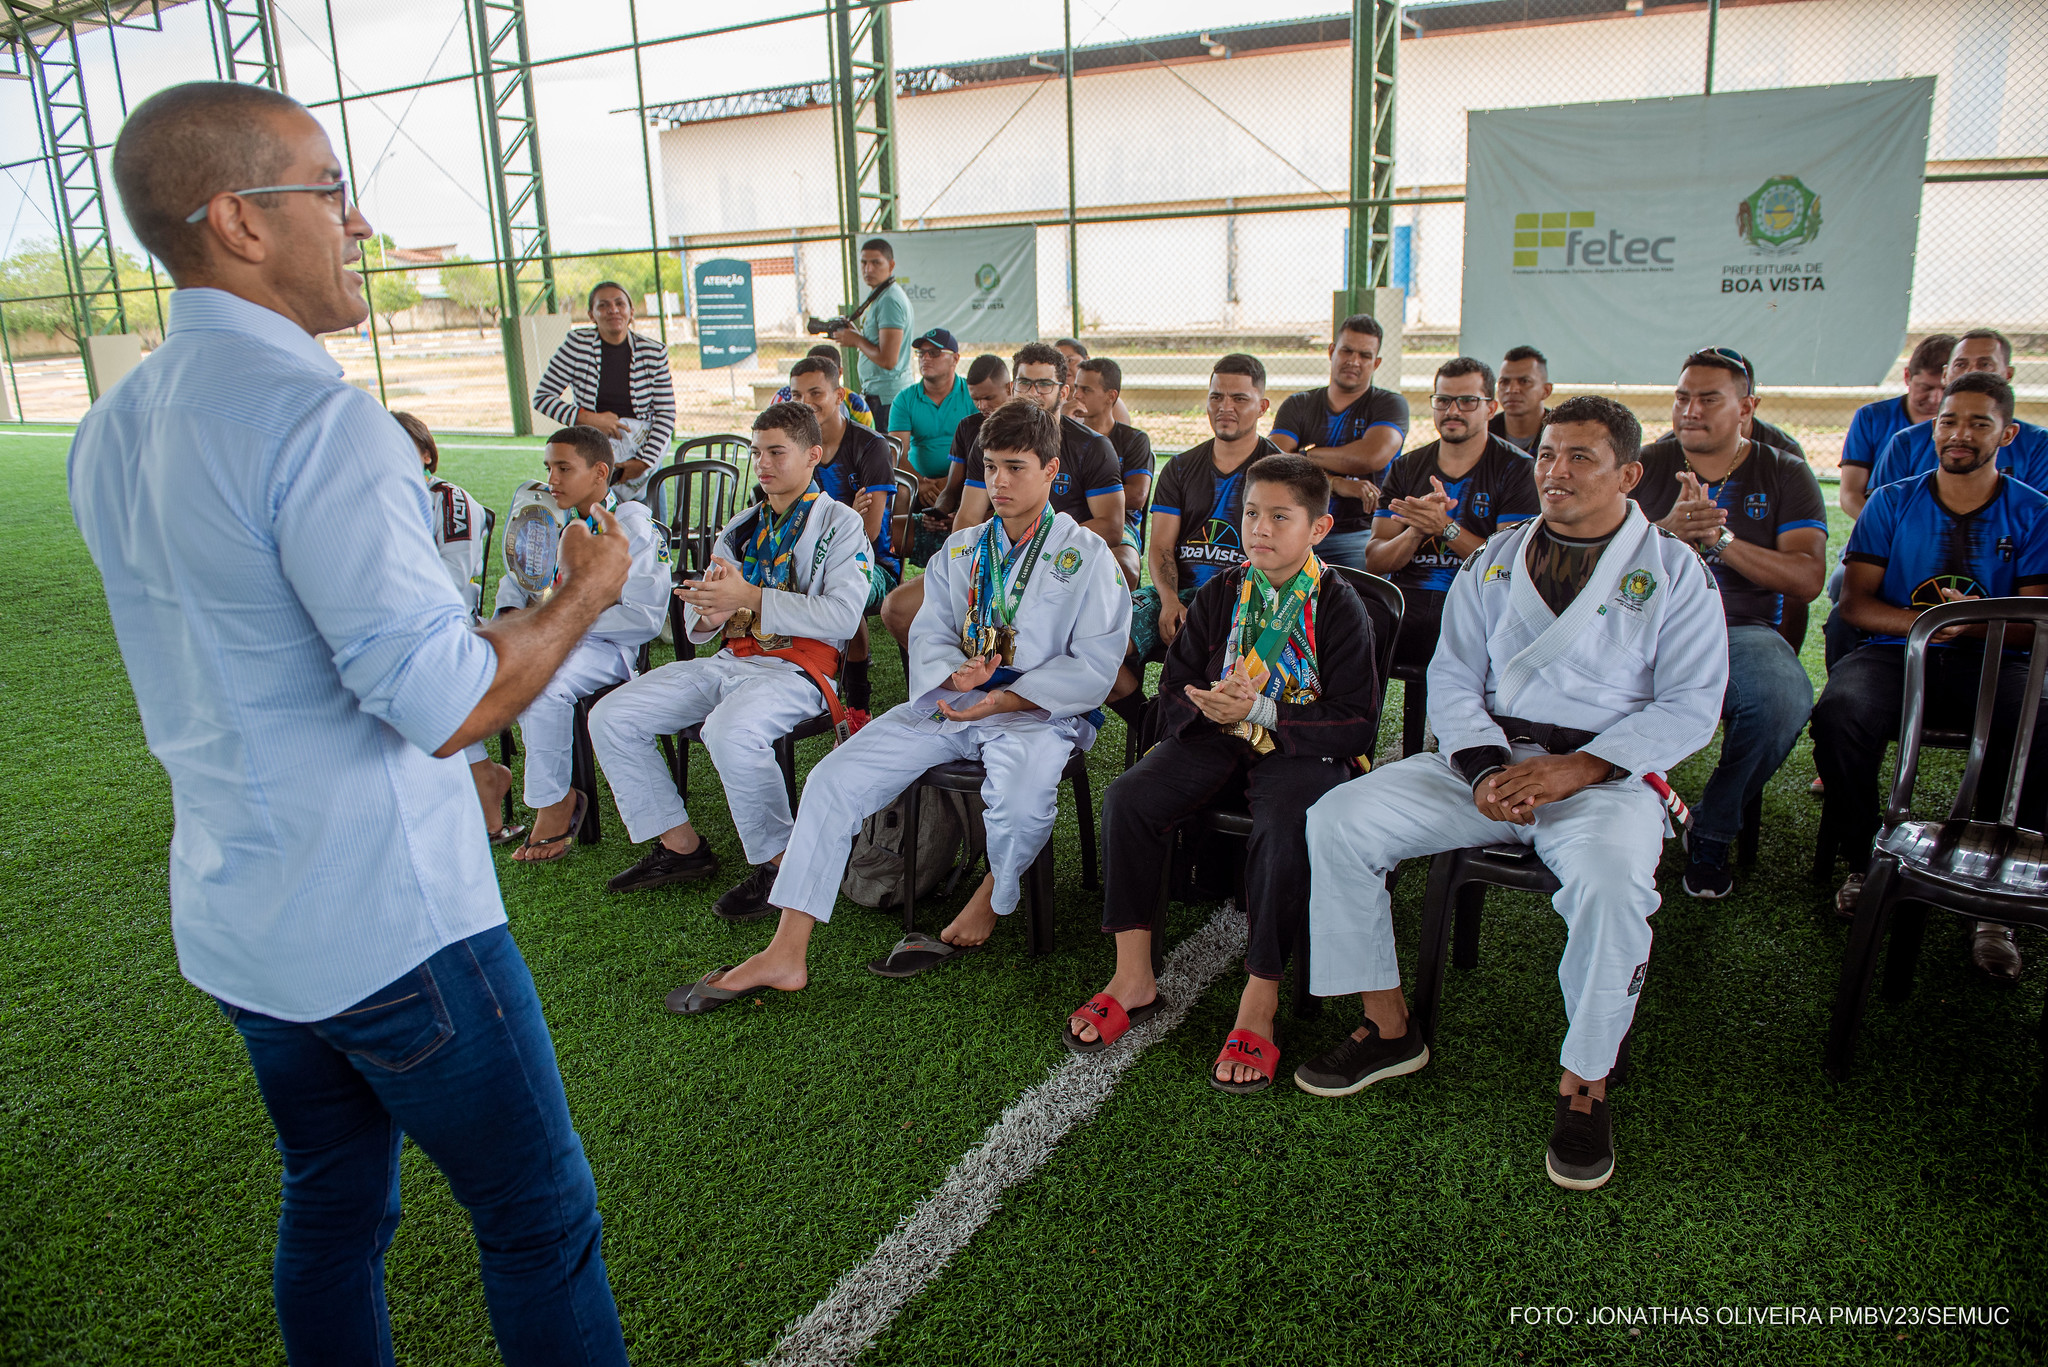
[723,484,819,651]
[960,504,1055,667]
[1223,556,1321,755]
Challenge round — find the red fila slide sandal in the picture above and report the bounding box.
[1063,992,1166,1055]
[1211,1029,1279,1095]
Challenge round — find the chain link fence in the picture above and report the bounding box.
[3,0,2042,455]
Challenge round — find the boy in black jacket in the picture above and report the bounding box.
[1064,455,1382,1093]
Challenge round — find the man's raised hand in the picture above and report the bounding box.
[556,506,630,602]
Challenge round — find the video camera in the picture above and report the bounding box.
[805,315,853,338]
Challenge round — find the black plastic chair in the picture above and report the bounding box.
[646,456,743,581]
[1143,568,1405,1015]
[897,751,1099,956]
[564,641,654,845]
[1824,598,2048,1083]
[670,710,840,821]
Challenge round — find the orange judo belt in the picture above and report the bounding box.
[726,634,851,743]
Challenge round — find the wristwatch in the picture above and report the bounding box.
[1703,527,1735,562]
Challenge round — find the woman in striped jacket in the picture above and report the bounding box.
[530,281,677,503]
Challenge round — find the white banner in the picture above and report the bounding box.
[1460,80,1934,387]
[886,227,1039,348]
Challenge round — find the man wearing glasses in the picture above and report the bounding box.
[1630,348,1828,899]
[1366,358,1539,681]
[72,82,630,1364]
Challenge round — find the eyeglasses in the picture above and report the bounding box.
[1013,377,1062,394]
[184,179,351,225]
[1690,345,1755,394]
[1430,394,1488,412]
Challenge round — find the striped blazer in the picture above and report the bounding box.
[530,326,677,474]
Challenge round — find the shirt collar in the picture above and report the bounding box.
[166,288,344,378]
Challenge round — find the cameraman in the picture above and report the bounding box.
[829,237,914,429]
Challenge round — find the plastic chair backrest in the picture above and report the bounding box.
[644,458,741,577]
[1325,565,1405,699]
[1891,597,2048,833]
[475,504,497,623]
[894,469,917,512]
[654,434,751,524]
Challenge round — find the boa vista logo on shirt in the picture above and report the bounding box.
[1051,547,1083,581]
[1619,568,1658,607]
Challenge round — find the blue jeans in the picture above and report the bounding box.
[1692,624,1815,849]
[1316,527,1375,571]
[216,926,627,1367]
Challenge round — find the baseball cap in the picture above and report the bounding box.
[912,327,960,354]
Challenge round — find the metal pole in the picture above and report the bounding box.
[323,0,386,406]
[829,0,862,306]
[0,300,24,422]
[627,0,668,349]
[1705,0,1719,96]
[1063,0,1080,339]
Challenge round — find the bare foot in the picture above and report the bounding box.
[710,947,810,995]
[1216,976,1281,1086]
[1560,1069,1607,1113]
[471,760,512,828]
[512,793,578,862]
[940,874,1002,947]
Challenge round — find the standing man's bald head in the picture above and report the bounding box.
[112,81,373,336]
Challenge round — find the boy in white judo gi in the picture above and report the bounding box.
[590,401,873,919]
[668,399,1130,1012]
[496,425,669,861]
[1299,395,1728,1191]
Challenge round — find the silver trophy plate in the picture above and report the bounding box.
[504,481,564,600]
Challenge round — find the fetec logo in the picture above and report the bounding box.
[1513,210,1674,271]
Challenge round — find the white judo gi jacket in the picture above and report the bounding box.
[1428,503,1729,779]
[681,493,872,653]
[908,512,1131,744]
[494,497,670,672]
[426,477,485,621]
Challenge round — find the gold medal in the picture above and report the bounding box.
[724,607,757,640]
[994,626,1017,665]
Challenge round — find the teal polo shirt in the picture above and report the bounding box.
[893,374,975,478]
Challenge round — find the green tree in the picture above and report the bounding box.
[440,255,501,335]
[0,238,158,346]
[362,234,421,338]
[552,251,682,321]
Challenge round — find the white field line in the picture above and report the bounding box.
[762,903,1246,1367]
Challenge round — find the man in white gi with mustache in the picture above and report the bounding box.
[1298,395,1728,1191]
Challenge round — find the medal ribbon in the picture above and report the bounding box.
[1223,553,1322,703]
[741,483,820,590]
[968,503,1054,634]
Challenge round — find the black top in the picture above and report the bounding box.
[816,422,900,576]
[949,410,987,468]
[595,338,635,420]
[1106,422,1156,533]
[1150,437,1284,589]
[1375,435,1540,594]
[1630,436,1828,629]
[1487,407,1552,453]
[966,414,1125,525]
[1270,385,1410,534]
[1156,564,1382,760]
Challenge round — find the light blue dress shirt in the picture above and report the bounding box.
[68,289,505,1021]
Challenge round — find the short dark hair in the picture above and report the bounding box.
[860,237,894,262]
[1245,453,1330,514]
[1055,337,1089,358]
[790,354,841,386]
[1908,333,1958,376]
[965,354,1010,387]
[1212,352,1267,391]
[587,280,630,310]
[547,425,614,470]
[111,80,304,280]
[1944,372,2016,426]
[1435,356,1496,399]
[1078,356,1122,392]
[392,411,437,472]
[1336,313,1385,345]
[1012,341,1069,384]
[1543,395,1642,466]
[806,343,842,361]
[753,400,823,450]
[1955,328,2013,366]
[1680,348,1754,397]
[1502,344,1548,370]
[979,398,1061,466]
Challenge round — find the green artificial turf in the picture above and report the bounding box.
[2,426,2044,1365]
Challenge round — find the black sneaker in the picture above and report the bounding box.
[713,863,781,923]
[1293,1018,1429,1097]
[1546,1088,1615,1190]
[1682,841,1734,899]
[605,840,719,893]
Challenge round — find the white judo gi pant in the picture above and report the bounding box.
[588,653,829,864]
[515,638,633,808]
[1305,746,1664,1080]
[769,702,1088,924]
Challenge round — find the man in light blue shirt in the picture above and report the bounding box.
[829,236,913,427]
[71,81,631,1367]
